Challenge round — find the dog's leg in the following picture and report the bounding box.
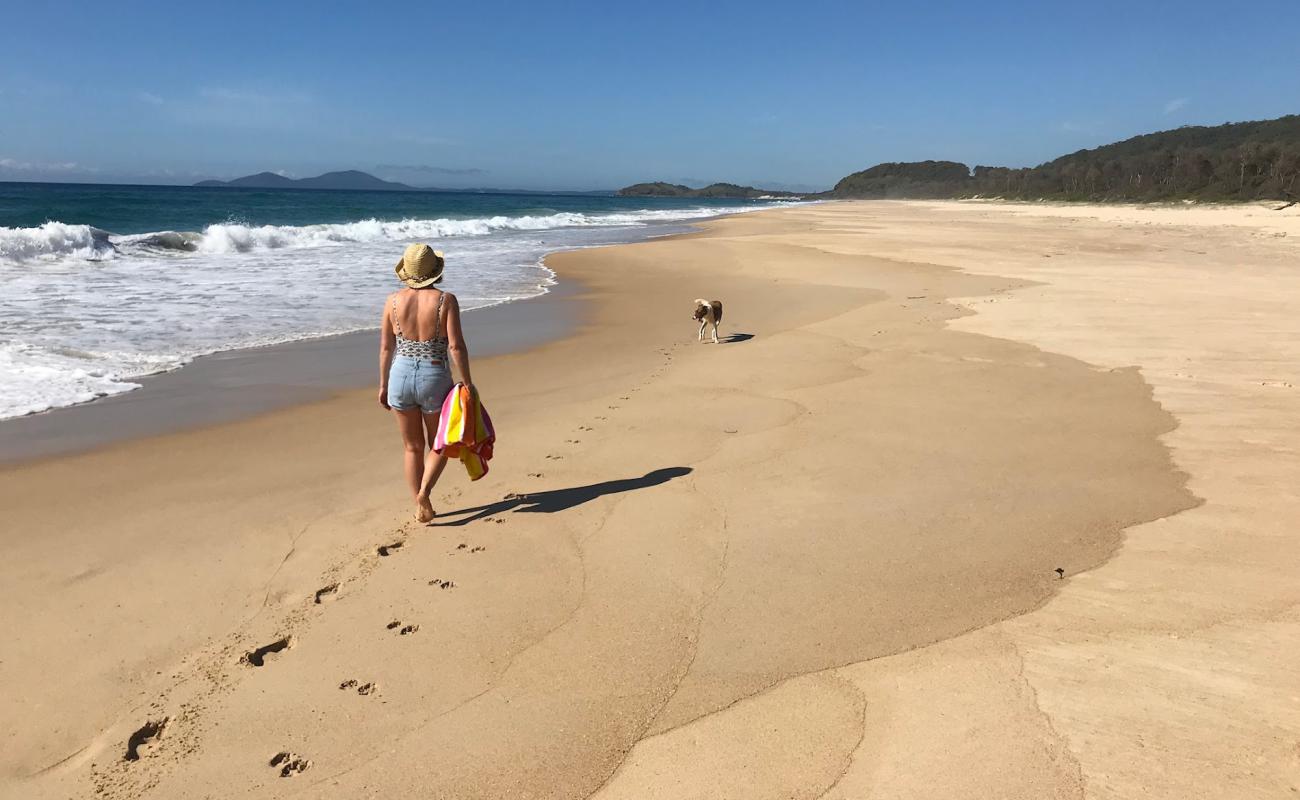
[698,319,707,342]
[711,321,720,344]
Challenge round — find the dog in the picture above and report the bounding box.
[692,299,724,343]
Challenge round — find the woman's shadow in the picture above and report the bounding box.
[430,466,693,526]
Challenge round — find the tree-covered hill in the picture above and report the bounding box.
[830,115,1300,202]
[830,161,971,198]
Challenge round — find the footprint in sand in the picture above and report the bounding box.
[528,472,544,478]
[314,583,340,604]
[245,636,294,667]
[455,542,468,550]
[546,454,564,460]
[339,679,379,696]
[124,718,169,762]
[471,545,486,553]
[377,540,404,557]
[428,578,457,590]
[269,751,312,778]
[387,620,420,635]
[566,439,580,444]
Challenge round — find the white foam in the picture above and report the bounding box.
[190,208,755,254]
[0,343,171,418]
[0,221,113,262]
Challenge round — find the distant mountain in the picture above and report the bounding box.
[195,170,415,191]
[829,115,1300,202]
[618,181,802,199]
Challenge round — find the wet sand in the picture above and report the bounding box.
[3,201,1291,799]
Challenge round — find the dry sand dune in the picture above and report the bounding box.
[1,201,1295,799]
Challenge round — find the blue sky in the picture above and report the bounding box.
[1,0,1297,191]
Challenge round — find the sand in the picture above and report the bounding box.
[1,200,1294,799]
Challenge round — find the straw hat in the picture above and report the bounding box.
[395,243,445,288]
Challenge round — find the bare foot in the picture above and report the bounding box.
[416,495,435,523]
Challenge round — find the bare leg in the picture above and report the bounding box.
[416,411,449,520]
[393,408,429,518]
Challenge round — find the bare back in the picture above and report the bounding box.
[390,288,448,342]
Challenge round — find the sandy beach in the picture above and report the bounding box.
[2,201,1296,799]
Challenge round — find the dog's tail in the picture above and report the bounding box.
[711,300,723,324]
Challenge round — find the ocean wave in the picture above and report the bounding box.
[116,230,204,252]
[0,222,116,262]
[0,205,760,263]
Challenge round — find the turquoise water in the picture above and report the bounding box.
[0,181,787,418]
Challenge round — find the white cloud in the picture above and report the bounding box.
[136,90,164,105]
[0,157,88,172]
[1163,97,1189,114]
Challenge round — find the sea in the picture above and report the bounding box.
[0,182,793,420]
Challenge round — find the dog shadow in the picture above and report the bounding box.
[430,467,694,526]
[720,332,754,344]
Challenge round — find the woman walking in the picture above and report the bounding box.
[378,243,473,522]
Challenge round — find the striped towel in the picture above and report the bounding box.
[434,383,496,480]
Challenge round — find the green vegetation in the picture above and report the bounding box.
[830,115,1300,202]
[618,182,801,198]
[830,161,971,198]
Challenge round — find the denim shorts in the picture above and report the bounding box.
[387,356,453,414]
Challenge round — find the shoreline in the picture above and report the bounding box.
[0,277,586,464]
[3,200,1291,799]
[0,214,728,464]
[0,190,774,448]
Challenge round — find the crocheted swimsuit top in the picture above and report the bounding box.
[392,291,449,361]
